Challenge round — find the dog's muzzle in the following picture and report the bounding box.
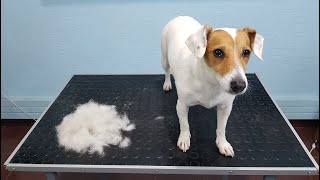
[230,80,246,94]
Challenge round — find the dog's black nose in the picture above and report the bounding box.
[230,80,246,93]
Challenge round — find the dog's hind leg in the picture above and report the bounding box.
[162,56,172,91]
[161,30,172,91]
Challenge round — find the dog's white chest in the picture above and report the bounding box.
[178,80,232,108]
[198,95,222,108]
[197,89,232,108]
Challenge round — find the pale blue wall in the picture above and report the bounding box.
[1,0,319,119]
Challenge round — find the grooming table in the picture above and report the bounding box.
[4,74,319,180]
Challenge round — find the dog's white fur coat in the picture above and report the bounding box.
[56,101,135,155]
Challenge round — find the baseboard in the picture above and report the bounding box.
[1,96,53,119]
[1,96,319,120]
[274,96,319,119]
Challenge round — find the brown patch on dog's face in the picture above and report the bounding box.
[204,28,256,76]
[235,28,256,69]
[204,30,236,76]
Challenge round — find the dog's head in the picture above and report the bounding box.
[185,25,264,95]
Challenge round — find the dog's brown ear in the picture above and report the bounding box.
[185,24,212,59]
[243,27,264,61]
[204,24,212,33]
[243,27,256,50]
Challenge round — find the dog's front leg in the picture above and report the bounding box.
[216,103,235,157]
[176,99,191,152]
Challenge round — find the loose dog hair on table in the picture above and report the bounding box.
[161,16,264,157]
[56,101,135,155]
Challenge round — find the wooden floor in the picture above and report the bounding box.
[1,120,319,180]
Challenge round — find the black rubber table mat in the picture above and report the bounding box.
[9,74,314,167]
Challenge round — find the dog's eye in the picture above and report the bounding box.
[213,49,224,58]
[242,50,251,58]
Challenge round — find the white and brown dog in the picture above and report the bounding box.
[161,16,264,157]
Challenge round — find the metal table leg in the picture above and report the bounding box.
[222,175,229,180]
[263,175,276,180]
[46,172,58,180]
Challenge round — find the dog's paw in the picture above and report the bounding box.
[216,139,234,157]
[163,81,172,91]
[177,132,191,152]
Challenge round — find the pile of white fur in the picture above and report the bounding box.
[56,101,135,156]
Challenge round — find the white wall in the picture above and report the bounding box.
[1,0,319,119]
